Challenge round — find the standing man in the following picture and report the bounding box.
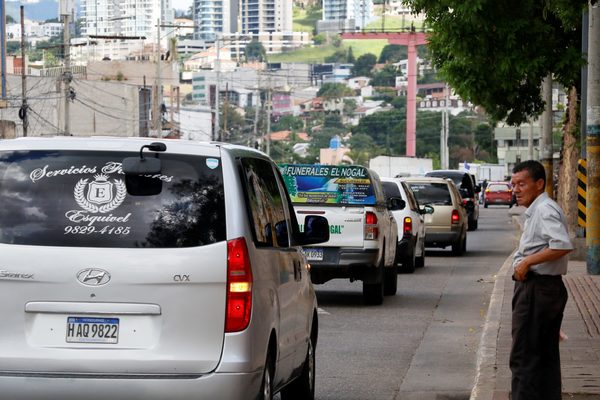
[510,160,573,400]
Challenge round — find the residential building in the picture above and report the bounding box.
[79,0,174,60]
[240,0,292,34]
[320,0,373,31]
[194,0,238,40]
[494,123,541,171]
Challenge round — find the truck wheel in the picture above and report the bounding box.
[383,264,397,296]
[415,241,425,268]
[452,234,466,256]
[363,265,384,305]
[401,247,416,273]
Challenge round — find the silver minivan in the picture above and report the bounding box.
[0,137,329,400]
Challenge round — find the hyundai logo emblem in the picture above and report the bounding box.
[76,268,111,286]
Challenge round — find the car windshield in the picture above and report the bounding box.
[426,171,474,198]
[279,164,376,206]
[0,150,226,248]
[488,184,510,192]
[406,182,452,206]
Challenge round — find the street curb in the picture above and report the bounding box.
[469,250,515,400]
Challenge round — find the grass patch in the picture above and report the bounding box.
[269,39,388,63]
[293,6,321,34]
[365,16,425,31]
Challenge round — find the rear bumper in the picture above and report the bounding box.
[424,231,461,248]
[308,248,380,284]
[0,370,263,400]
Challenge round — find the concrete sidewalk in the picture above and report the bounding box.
[471,207,600,400]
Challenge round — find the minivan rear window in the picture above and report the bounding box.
[279,164,376,205]
[407,182,452,206]
[0,150,226,248]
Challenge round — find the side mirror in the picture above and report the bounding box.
[420,204,434,215]
[388,197,406,211]
[299,215,329,246]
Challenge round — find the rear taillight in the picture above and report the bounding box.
[451,210,460,224]
[462,198,469,206]
[226,238,252,333]
[403,217,412,235]
[364,211,379,240]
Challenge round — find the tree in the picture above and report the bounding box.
[407,0,592,125]
[378,44,407,64]
[245,39,267,62]
[317,82,354,99]
[271,115,304,132]
[313,33,326,45]
[6,15,15,24]
[351,53,377,77]
[370,64,399,87]
[324,49,348,63]
[347,47,356,63]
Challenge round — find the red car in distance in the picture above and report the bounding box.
[483,181,514,208]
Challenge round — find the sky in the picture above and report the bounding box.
[171,0,191,11]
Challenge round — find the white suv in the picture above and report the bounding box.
[381,178,433,273]
[0,137,329,400]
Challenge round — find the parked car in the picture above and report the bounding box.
[381,177,433,273]
[483,181,514,208]
[403,176,468,256]
[0,137,330,400]
[425,170,480,231]
[280,164,400,304]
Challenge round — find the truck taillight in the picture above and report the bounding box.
[403,217,412,235]
[225,237,252,333]
[364,211,379,240]
[451,210,460,224]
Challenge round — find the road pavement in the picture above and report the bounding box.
[313,206,519,400]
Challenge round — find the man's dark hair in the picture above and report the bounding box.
[513,160,546,186]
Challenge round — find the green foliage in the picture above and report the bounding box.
[408,0,591,125]
[351,53,377,77]
[371,64,399,87]
[324,49,349,63]
[313,33,326,45]
[391,96,406,110]
[347,47,356,63]
[6,42,20,55]
[272,115,305,132]
[343,99,358,116]
[6,15,15,24]
[317,83,354,99]
[293,4,322,34]
[245,39,267,62]
[378,44,407,64]
[331,35,342,47]
[324,114,345,129]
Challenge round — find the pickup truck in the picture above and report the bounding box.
[279,164,400,305]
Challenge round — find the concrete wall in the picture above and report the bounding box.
[1,74,142,137]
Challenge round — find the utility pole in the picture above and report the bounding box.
[440,83,449,169]
[541,74,553,197]
[223,82,228,138]
[266,85,272,156]
[214,36,220,141]
[62,12,71,136]
[586,2,600,273]
[152,18,162,136]
[252,72,261,148]
[528,120,534,160]
[20,6,28,137]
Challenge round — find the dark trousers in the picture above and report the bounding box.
[510,273,568,400]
